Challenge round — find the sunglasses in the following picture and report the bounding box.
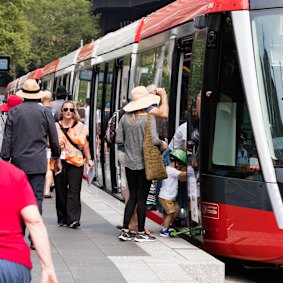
[63,108,75,113]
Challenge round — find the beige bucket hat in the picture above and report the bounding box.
[123,86,160,112]
[16,79,45,99]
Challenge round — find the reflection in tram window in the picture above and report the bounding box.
[136,43,172,95]
[252,11,283,165]
[136,43,172,142]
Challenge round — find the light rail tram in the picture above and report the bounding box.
[7,0,283,266]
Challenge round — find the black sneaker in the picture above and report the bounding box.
[118,230,132,241]
[134,232,156,242]
[69,221,80,229]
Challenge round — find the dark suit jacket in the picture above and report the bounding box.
[1,101,60,174]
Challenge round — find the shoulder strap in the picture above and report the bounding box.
[115,110,120,130]
[59,123,82,152]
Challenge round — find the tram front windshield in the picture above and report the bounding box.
[251,9,283,166]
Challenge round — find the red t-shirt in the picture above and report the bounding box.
[0,160,37,269]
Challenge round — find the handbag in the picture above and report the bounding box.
[59,123,85,166]
[143,114,168,181]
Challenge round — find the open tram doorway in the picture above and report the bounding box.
[91,57,130,196]
[170,29,207,242]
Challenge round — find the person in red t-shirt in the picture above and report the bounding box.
[0,160,57,283]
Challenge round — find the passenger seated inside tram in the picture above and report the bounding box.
[237,134,249,169]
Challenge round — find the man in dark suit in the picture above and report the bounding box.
[1,79,61,223]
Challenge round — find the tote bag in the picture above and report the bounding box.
[143,114,167,181]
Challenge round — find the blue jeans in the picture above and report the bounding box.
[0,260,31,283]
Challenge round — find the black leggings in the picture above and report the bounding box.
[123,167,151,232]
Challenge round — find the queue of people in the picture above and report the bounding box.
[0,80,94,282]
[0,78,197,281]
[0,80,60,283]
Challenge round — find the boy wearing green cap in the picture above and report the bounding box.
[159,149,187,237]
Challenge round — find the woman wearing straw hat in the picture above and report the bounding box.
[116,86,168,242]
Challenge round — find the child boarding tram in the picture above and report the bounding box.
[7,0,283,265]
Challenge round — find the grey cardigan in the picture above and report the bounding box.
[116,113,163,170]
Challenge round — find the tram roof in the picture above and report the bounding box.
[96,19,144,56]
[27,68,44,80]
[76,41,98,63]
[140,0,249,40]
[56,48,81,72]
[42,58,60,76]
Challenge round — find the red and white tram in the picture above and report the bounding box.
[8,0,283,265]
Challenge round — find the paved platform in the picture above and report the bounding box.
[30,181,224,283]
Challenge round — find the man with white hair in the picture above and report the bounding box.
[41,90,60,122]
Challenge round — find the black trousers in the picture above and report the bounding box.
[54,161,84,225]
[25,174,45,243]
[27,173,46,215]
[124,167,151,232]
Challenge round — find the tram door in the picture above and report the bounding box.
[103,62,114,193]
[93,60,124,194]
[93,63,111,192]
[174,30,207,230]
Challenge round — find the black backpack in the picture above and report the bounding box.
[104,109,125,143]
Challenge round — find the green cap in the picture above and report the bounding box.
[170,149,187,165]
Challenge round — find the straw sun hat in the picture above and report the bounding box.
[123,86,160,112]
[16,79,45,99]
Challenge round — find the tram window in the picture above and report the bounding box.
[62,74,67,88]
[79,70,92,81]
[136,44,171,94]
[252,11,283,164]
[77,69,92,105]
[53,78,58,92]
[120,55,131,106]
[209,19,262,180]
[104,62,113,132]
[135,44,172,141]
[213,102,237,166]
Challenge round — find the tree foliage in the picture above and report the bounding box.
[27,0,100,68]
[0,0,100,77]
[0,0,34,78]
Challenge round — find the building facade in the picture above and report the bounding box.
[91,0,174,35]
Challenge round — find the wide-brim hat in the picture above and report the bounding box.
[16,79,45,99]
[123,86,160,112]
[0,95,22,112]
